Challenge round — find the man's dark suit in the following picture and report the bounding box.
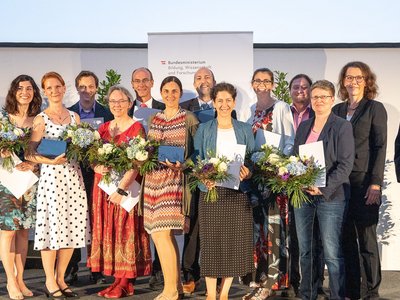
[180,97,237,119]
[66,101,113,283]
[333,98,387,299]
[128,99,165,117]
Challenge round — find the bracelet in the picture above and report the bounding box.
[116,188,128,196]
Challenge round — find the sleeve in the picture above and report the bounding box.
[369,102,387,186]
[275,102,295,155]
[319,121,355,200]
[193,123,205,161]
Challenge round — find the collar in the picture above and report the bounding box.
[78,101,96,114]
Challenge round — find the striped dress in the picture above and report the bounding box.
[143,109,188,234]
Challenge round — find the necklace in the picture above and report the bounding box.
[164,108,180,121]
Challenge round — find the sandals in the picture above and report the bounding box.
[153,292,179,300]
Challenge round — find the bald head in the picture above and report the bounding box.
[193,67,216,101]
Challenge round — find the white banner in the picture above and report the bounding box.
[148,31,254,121]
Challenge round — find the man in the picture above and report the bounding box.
[65,70,113,285]
[128,67,165,117]
[288,74,327,299]
[180,67,216,295]
[129,67,165,290]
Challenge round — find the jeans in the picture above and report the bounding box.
[294,197,346,300]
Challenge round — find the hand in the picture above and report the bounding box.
[50,153,67,165]
[305,186,322,196]
[365,184,381,205]
[160,159,185,171]
[108,191,123,205]
[239,165,252,181]
[15,161,35,172]
[0,149,12,158]
[94,165,111,175]
[202,179,216,190]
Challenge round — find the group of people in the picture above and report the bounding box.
[0,61,389,300]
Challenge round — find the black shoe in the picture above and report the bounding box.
[148,270,164,290]
[44,286,66,300]
[65,273,78,286]
[90,272,106,285]
[61,287,78,298]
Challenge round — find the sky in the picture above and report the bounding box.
[1,0,399,44]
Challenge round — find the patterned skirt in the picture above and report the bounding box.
[199,187,254,277]
[88,174,152,278]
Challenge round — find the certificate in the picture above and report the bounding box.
[255,129,282,150]
[133,107,161,132]
[97,172,141,212]
[216,143,247,190]
[81,117,104,129]
[0,154,39,199]
[299,141,326,187]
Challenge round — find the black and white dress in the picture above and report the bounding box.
[34,111,89,250]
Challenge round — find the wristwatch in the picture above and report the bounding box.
[116,188,128,196]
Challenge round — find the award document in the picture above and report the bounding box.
[299,141,326,187]
[216,143,247,190]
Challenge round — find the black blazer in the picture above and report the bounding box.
[395,125,400,182]
[180,97,237,119]
[128,98,165,117]
[332,98,387,186]
[294,113,355,202]
[68,101,114,123]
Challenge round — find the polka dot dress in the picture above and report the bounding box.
[34,111,90,251]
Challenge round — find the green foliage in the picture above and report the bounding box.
[97,69,122,107]
[273,70,291,104]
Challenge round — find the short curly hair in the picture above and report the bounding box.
[211,82,237,101]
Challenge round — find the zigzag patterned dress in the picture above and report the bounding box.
[143,109,188,234]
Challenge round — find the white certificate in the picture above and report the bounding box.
[255,129,282,150]
[0,154,39,199]
[97,172,141,212]
[216,143,247,190]
[299,141,326,187]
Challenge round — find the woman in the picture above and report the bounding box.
[294,80,354,300]
[88,85,152,298]
[333,61,387,300]
[26,72,88,299]
[243,68,295,300]
[0,75,42,300]
[142,76,198,300]
[194,82,254,300]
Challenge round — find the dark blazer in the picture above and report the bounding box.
[294,113,355,202]
[332,98,387,186]
[68,101,114,123]
[395,125,400,182]
[180,97,237,119]
[128,98,165,117]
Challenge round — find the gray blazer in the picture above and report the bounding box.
[294,113,355,202]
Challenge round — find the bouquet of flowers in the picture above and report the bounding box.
[126,136,160,175]
[61,122,101,163]
[87,140,132,185]
[0,114,31,171]
[251,144,324,208]
[187,152,232,202]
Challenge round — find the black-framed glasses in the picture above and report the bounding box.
[311,95,333,101]
[345,75,364,83]
[252,79,272,85]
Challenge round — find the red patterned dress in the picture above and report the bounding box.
[143,109,188,234]
[88,121,152,278]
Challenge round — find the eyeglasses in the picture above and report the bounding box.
[311,95,333,101]
[108,99,129,105]
[345,75,364,83]
[132,78,151,85]
[252,79,272,85]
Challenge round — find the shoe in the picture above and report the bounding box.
[43,286,66,300]
[97,279,121,297]
[149,271,164,290]
[65,273,78,286]
[242,287,274,300]
[60,287,78,298]
[6,284,24,300]
[104,285,129,299]
[90,272,106,285]
[153,292,179,300]
[182,280,200,295]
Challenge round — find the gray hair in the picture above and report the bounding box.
[106,85,136,103]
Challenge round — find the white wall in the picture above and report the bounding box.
[1,45,399,269]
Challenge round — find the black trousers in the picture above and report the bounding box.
[343,172,381,299]
[181,190,201,282]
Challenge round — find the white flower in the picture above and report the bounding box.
[278,166,288,176]
[103,143,114,154]
[209,157,219,165]
[138,137,147,146]
[288,156,299,163]
[13,128,24,136]
[218,162,228,172]
[67,129,74,138]
[267,153,281,165]
[94,131,101,140]
[135,150,148,161]
[98,148,105,155]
